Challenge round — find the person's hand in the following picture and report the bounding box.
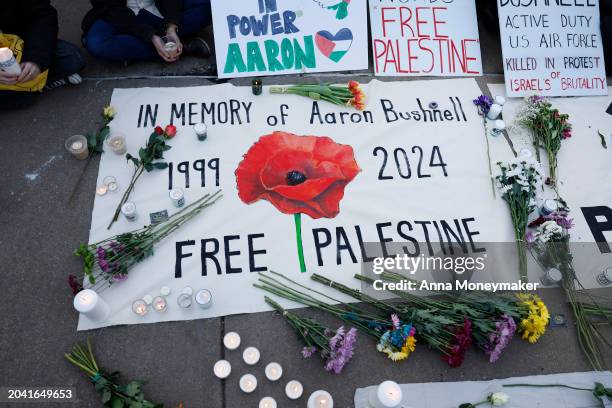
[164,26,183,58]
[0,69,19,85]
[152,35,178,63]
[17,62,41,83]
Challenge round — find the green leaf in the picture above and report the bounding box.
[87,132,97,150]
[153,162,168,170]
[102,389,112,404]
[138,148,146,161]
[144,163,153,172]
[111,396,125,408]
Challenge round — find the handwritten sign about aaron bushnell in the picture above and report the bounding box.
[210,0,368,78]
[497,0,607,97]
[369,0,483,76]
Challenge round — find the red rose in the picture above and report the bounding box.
[164,125,177,138]
[154,126,164,135]
[235,131,360,219]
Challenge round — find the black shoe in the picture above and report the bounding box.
[44,73,82,91]
[184,37,212,58]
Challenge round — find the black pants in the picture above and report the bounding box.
[0,40,85,110]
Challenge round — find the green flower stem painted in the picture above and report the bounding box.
[294,213,306,273]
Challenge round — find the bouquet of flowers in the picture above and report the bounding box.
[270,81,366,110]
[515,96,572,187]
[65,339,163,408]
[265,296,357,373]
[527,210,611,369]
[496,158,543,282]
[72,191,222,292]
[107,125,177,230]
[255,271,417,362]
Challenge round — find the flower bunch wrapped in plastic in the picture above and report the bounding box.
[376,315,416,362]
[265,296,357,374]
[496,158,543,282]
[270,81,366,110]
[515,95,572,187]
[516,294,550,343]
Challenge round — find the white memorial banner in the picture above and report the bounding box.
[497,0,608,97]
[369,0,483,76]
[210,0,368,78]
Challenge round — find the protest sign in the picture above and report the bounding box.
[497,0,607,97]
[369,0,483,76]
[210,0,368,78]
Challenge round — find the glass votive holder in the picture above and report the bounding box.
[152,296,167,313]
[177,293,193,309]
[132,299,148,316]
[65,135,89,160]
[252,78,263,95]
[108,133,127,155]
[194,123,207,141]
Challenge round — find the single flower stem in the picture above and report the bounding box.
[294,213,307,273]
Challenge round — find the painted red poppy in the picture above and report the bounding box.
[235,131,360,219]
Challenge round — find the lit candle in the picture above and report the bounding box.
[259,397,277,408]
[108,134,127,155]
[73,289,110,322]
[195,289,213,309]
[264,362,282,381]
[243,347,260,365]
[152,296,167,312]
[223,332,241,350]
[252,78,263,95]
[96,185,108,196]
[132,299,148,317]
[65,135,89,160]
[369,381,403,408]
[194,123,208,141]
[494,95,507,106]
[307,390,333,408]
[486,103,503,120]
[285,380,304,400]
[213,360,231,379]
[239,374,257,393]
[0,47,22,75]
[164,41,177,53]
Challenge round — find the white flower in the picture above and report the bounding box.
[489,392,509,406]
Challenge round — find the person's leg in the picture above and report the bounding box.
[48,40,86,82]
[179,0,212,36]
[0,91,37,111]
[83,19,159,62]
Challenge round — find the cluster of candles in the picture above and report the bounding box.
[486,95,507,136]
[133,286,214,316]
[213,331,333,406]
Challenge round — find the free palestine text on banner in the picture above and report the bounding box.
[497,0,608,97]
[369,0,483,77]
[80,79,612,330]
[210,0,368,78]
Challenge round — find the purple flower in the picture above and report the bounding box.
[111,274,128,282]
[302,346,317,358]
[98,259,110,272]
[484,314,516,363]
[473,95,493,115]
[391,314,401,330]
[329,326,345,350]
[324,327,357,374]
[525,231,535,245]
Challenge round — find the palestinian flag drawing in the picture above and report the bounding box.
[315,28,353,63]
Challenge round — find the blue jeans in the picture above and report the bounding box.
[0,40,85,110]
[84,0,212,62]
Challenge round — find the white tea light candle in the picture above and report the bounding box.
[108,134,127,155]
[494,95,507,106]
[243,347,260,365]
[160,286,171,297]
[73,289,110,322]
[239,374,257,393]
[307,390,333,408]
[223,332,241,350]
[194,122,207,141]
[285,380,304,400]
[132,299,148,316]
[96,185,108,196]
[369,381,403,408]
[541,267,563,286]
[264,362,282,381]
[486,103,503,120]
[65,135,89,160]
[259,397,277,408]
[213,360,231,379]
[177,293,192,309]
[195,289,213,309]
[152,296,167,312]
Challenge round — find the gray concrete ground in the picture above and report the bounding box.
[0,1,610,408]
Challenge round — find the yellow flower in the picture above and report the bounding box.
[402,336,417,355]
[384,348,408,362]
[103,105,116,120]
[517,294,550,343]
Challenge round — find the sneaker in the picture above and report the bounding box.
[44,73,82,90]
[184,37,212,58]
